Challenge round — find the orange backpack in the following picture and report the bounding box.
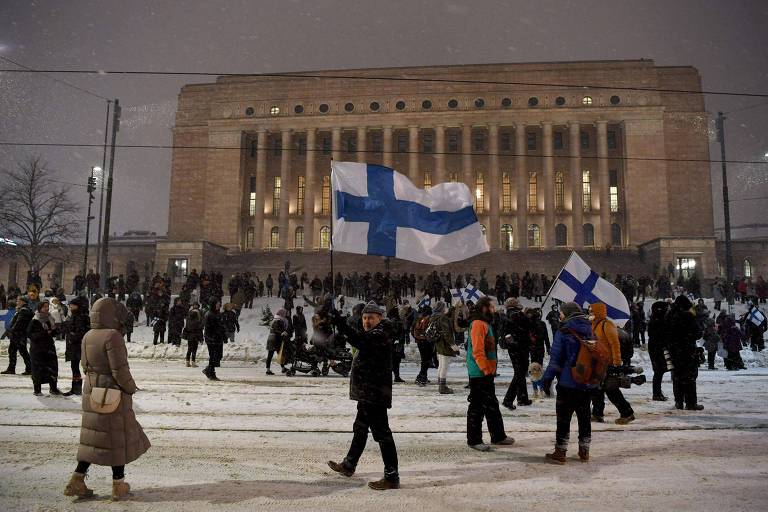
[567,322,611,386]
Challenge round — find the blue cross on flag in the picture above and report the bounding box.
[417,295,432,309]
[748,306,766,327]
[548,251,630,327]
[450,288,464,304]
[462,284,485,303]
[331,162,489,265]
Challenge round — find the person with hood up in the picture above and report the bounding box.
[63,295,90,396]
[665,295,704,410]
[183,302,204,367]
[541,302,598,464]
[27,301,61,396]
[167,297,187,347]
[720,314,746,370]
[63,297,150,500]
[1,296,33,375]
[222,303,241,344]
[588,302,636,424]
[327,301,400,490]
[266,308,290,375]
[647,301,671,401]
[203,298,226,381]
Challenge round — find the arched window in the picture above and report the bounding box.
[246,227,255,249]
[583,223,595,246]
[744,259,753,278]
[555,224,568,246]
[555,171,565,211]
[294,226,304,249]
[528,224,541,248]
[611,223,622,246]
[270,227,279,248]
[501,224,513,251]
[320,226,331,249]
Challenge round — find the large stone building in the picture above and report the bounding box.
[158,59,718,278]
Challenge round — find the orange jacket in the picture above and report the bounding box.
[468,320,498,376]
[590,302,622,365]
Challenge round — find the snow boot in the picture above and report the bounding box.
[685,404,704,411]
[545,448,567,465]
[591,415,605,423]
[615,414,635,425]
[438,378,454,394]
[185,360,191,367]
[191,361,198,367]
[111,478,131,500]
[327,460,354,477]
[578,447,589,462]
[21,368,32,375]
[492,437,515,446]
[368,478,400,490]
[63,379,82,396]
[64,472,94,498]
[469,443,491,452]
[0,367,15,375]
[652,394,668,401]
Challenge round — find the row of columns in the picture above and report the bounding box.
[250,121,614,250]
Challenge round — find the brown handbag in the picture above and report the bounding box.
[82,337,122,414]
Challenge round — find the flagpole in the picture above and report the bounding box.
[329,158,335,310]
[541,251,575,312]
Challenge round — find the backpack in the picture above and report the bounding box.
[425,317,442,343]
[567,324,611,386]
[413,316,431,342]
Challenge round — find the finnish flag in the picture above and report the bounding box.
[331,162,489,265]
[450,288,464,304]
[748,306,766,327]
[462,284,485,303]
[549,252,630,327]
[417,295,432,309]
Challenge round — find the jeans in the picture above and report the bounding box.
[555,385,592,451]
[342,402,399,482]
[467,375,507,446]
[186,339,199,362]
[591,387,634,418]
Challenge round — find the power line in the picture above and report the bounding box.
[723,99,768,115]
[0,56,110,102]
[1,140,766,165]
[1,67,767,98]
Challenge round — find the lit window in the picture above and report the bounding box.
[475,172,484,213]
[270,106,280,115]
[555,171,565,211]
[169,258,188,278]
[297,176,305,216]
[246,227,255,249]
[270,227,279,248]
[423,172,432,191]
[528,224,541,247]
[449,172,459,183]
[678,257,696,279]
[294,227,304,249]
[272,177,281,215]
[501,224,513,251]
[583,224,595,246]
[501,173,512,213]
[320,226,331,249]
[582,170,592,212]
[528,172,537,212]
[744,259,753,278]
[609,169,619,213]
[249,176,257,216]
[582,96,593,106]
[555,224,567,246]
[322,175,331,214]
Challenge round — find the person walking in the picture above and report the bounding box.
[203,298,226,381]
[647,301,671,401]
[1,296,33,375]
[63,296,90,396]
[63,297,150,500]
[27,301,62,396]
[327,301,400,490]
[433,301,458,394]
[183,302,203,367]
[665,295,704,410]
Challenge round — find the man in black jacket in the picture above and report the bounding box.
[63,296,90,395]
[203,298,226,381]
[328,301,399,491]
[665,295,704,410]
[1,296,33,375]
[501,298,533,409]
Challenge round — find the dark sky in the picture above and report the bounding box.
[1,0,767,240]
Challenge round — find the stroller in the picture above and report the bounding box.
[285,334,323,377]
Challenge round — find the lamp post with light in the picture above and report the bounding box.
[82,166,100,277]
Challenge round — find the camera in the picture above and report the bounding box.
[604,365,646,390]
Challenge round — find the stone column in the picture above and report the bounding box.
[597,120,611,247]
[357,126,367,163]
[254,129,268,249]
[409,125,419,183]
[570,121,583,248]
[434,125,446,184]
[542,122,555,248]
[383,126,393,167]
[303,128,316,251]
[515,124,528,249]
[488,123,500,249]
[279,129,291,249]
[462,124,472,186]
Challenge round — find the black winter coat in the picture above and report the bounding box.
[337,315,393,408]
[8,306,33,344]
[647,317,667,368]
[266,317,289,352]
[183,309,204,342]
[204,310,226,345]
[27,317,58,383]
[665,299,702,377]
[65,312,90,362]
[222,309,240,333]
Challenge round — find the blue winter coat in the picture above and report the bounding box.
[542,315,599,391]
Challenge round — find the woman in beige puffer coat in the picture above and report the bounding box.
[64,297,150,500]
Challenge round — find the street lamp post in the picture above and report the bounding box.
[82,167,99,277]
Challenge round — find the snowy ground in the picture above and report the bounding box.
[1,296,767,510]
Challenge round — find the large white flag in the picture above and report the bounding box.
[549,251,631,327]
[331,162,489,265]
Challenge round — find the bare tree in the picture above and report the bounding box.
[0,155,81,274]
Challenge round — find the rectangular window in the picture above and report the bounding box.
[607,130,617,150]
[475,172,484,213]
[500,132,511,151]
[372,134,383,153]
[297,137,306,155]
[423,171,432,190]
[346,136,357,153]
[246,227,254,249]
[250,139,258,158]
[168,258,188,279]
[501,172,512,213]
[677,257,697,280]
[554,131,564,150]
[397,134,408,153]
[555,171,565,211]
[448,134,459,152]
[297,176,305,216]
[422,134,434,153]
[609,169,619,213]
[527,132,537,151]
[249,176,257,216]
[580,131,590,149]
[582,170,592,212]
[273,137,282,156]
[528,172,537,212]
[322,137,331,155]
[449,172,459,182]
[322,175,331,214]
[272,176,281,214]
[473,133,485,152]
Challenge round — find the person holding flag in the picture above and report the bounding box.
[743,300,767,351]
